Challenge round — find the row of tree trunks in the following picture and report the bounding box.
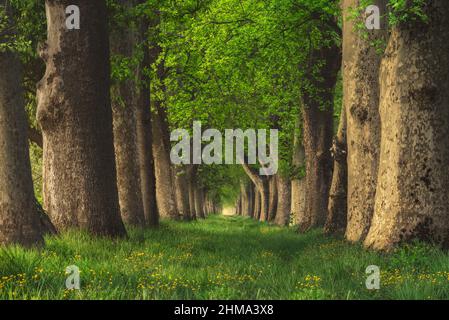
[0,0,46,246]
[235,173,291,226]
[237,180,255,217]
[242,164,270,221]
[330,0,449,251]
[37,0,126,237]
[364,0,449,250]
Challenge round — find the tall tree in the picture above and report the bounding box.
[299,34,341,232]
[152,99,179,219]
[37,0,126,236]
[344,0,387,242]
[136,5,159,227]
[110,0,145,226]
[0,1,44,246]
[365,1,449,250]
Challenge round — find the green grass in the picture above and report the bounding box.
[1,215,449,300]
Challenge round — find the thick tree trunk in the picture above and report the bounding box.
[268,175,278,222]
[135,13,159,227]
[274,176,291,226]
[113,105,145,226]
[174,166,191,220]
[364,1,449,250]
[344,0,387,242]
[110,4,145,226]
[37,0,126,236]
[300,103,335,231]
[152,102,179,219]
[0,9,45,245]
[325,104,347,234]
[299,38,341,232]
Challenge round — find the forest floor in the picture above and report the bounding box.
[1,215,449,299]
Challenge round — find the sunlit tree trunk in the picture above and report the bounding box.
[152,100,179,219]
[344,0,387,242]
[37,0,126,236]
[110,0,145,226]
[365,1,449,250]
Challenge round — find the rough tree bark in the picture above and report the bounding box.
[344,0,387,242]
[325,104,347,234]
[110,1,145,226]
[152,100,179,219]
[136,13,159,227]
[36,0,126,236]
[274,176,291,226]
[299,41,341,232]
[364,1,449,250]
[0,3,45,245]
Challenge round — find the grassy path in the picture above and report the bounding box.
[1,215,449,299]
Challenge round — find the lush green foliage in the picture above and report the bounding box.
[152,0,342,198]
[1,215,448,300]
